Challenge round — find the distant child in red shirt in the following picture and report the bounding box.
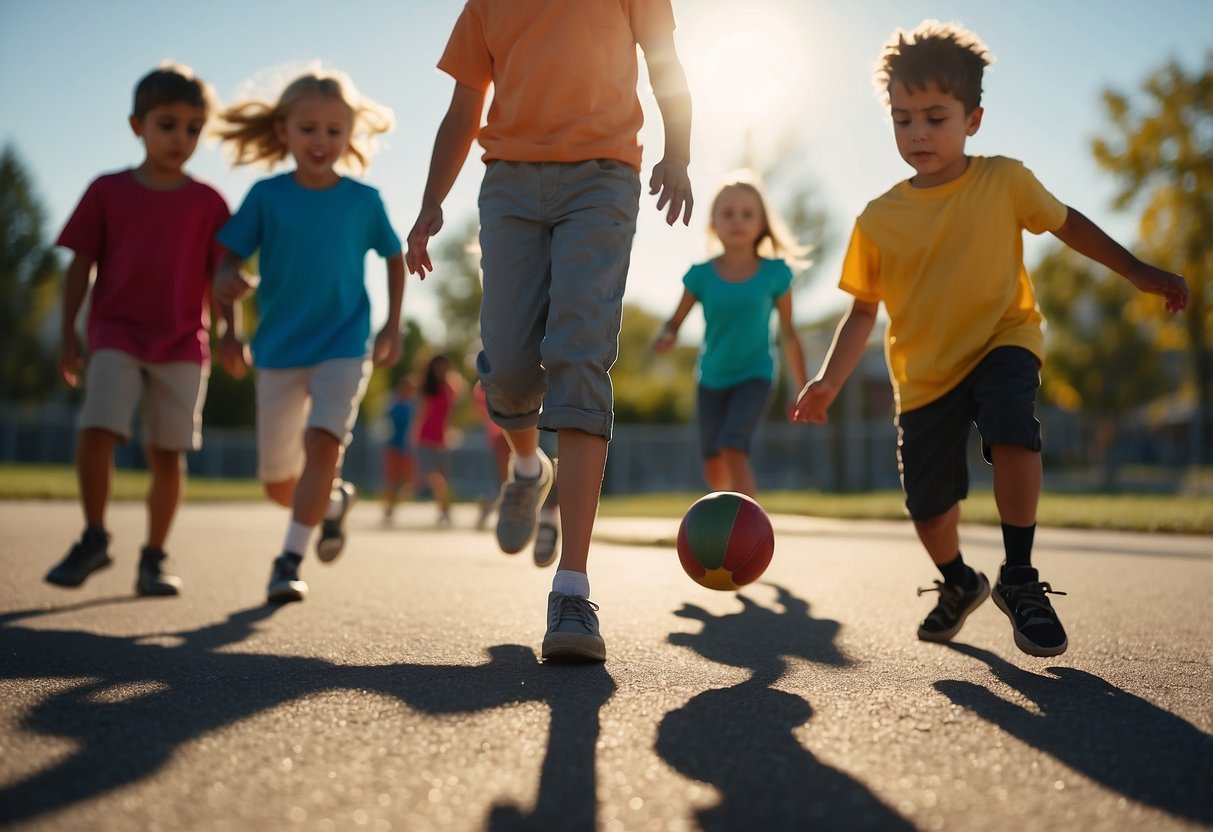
[415,354,466,527]
[46,63,239,596]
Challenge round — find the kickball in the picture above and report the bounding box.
[676,491,775,591]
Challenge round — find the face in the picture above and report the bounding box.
[129,102,206,182]
[275,94,354,188]
[710,186,767,251]
[889,80,982,187]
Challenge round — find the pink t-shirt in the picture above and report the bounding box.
[417,381,457,447]
[57,170,230,363]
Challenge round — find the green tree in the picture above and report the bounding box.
[1092,54,1213,461]
[614,303,697,423]
[0,145,60,402]
[1035,246,1176,486]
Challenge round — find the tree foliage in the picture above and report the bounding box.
[0,144,60,402]
[1092,54,1213,458]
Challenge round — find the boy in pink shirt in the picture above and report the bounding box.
[46,63,240,596]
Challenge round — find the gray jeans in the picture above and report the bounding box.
[476,159,641,440]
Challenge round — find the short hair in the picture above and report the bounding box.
[874,21,992,113]
[133,62,215,119]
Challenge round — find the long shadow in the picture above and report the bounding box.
[656,584,915,831]
[938,643,1213,823]
[0,605,614,830]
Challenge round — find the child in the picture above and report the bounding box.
[212,69,405,604]
[406,0,694,661]
[654,172,808,497]
[415,354,465,527]
[381,374,417,524]
[793,21,1189,657]
[45,63,237,597]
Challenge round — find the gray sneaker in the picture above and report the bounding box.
[542,591,606,662]
[495,449,553,554]
[267,553,307,604]
[533,514,560,568]
[317,481,356,563]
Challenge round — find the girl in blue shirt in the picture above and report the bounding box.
[654,173,808,496]
[212,69,405,604]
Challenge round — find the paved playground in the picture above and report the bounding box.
[1,499,1210,831]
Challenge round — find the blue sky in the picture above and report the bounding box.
[1,1,1208,343]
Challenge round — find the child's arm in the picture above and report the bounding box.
[1052,207,1189,314]
[58,253,94,388]
[212,293,250,380]
[212,251,253,305]
[792,298,879,424]
[371,252,406,367]
[652,289,697,354]
[407,83,488,276]
[775,291,808,418]
[639,30,693,226]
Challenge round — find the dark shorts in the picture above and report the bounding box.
[896,347,1041,521]
[697,378,773,458]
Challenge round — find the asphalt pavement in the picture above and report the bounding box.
[1,498,1210,831]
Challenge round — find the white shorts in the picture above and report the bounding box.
[255,358,371,483]
[78,349,208,451]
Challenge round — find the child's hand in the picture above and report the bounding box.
[649,158,693,226]
[59,331,84,388]
[406,206,444,277]
[372,326,401,367]
[652,328,676,354]
[214,267,253,305]
[217,331,251,380]
[792,379,839,424]
[1128,262,1189,314]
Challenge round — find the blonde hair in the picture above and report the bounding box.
[708,171,811,271]
[215,68,393,174]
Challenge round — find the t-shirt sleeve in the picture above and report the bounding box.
[770,258,794,298]
[368,191,403,257]
[627,0,677,44]
[838,222,882,303]
[437,3,493,91]
[56,178,105,260]
[1013,162,1068,235]
[217,183,263,259]
[682,263,704,298]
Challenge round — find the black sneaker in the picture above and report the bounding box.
[916,571,991,642]
[135,547,182,596]
[267,552,307,604]
[46,528,113,587]
[317,481,356,563]
[992,566,1068,657]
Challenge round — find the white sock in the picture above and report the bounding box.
[512,453,541,480]
[552,569,589,598]
[283,520,314,556]
[324,486,345,520]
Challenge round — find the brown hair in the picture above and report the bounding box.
[132,62,215,120]
[874,20,992,114]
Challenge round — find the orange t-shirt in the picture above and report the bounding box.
[438,0,677,171]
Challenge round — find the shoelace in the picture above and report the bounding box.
[553,595,600,628]
[1002,581,1067,618]
[917,580,965,615]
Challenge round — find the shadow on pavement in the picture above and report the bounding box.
[939,643,1213,823]
[655,584,915,831]
[0,606,615,829]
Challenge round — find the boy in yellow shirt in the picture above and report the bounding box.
[794,21,1188,657]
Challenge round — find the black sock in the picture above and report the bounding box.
[938,553,975,589]
[1001,523,1036,571]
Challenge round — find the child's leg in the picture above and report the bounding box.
[293,428,342,527]
[77,427,118,528]
[553,428,606,575]
[912,503,961,566]
[713,379,771,498]
[702,456,730,491]
[144,446,182,550]
[990,443,1041,526]
[720,450,756,497]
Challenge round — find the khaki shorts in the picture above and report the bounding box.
[255,358,370,483]
[79,349,208,451]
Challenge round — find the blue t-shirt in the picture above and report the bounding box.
[386,398,414,452]
[218,173,402,368]
[683,257,794,389]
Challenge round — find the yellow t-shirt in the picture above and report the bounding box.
[840,155,1069,413]
[437,0,677,172]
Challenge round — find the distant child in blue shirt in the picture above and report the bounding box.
[381,374,417,524]
[654,173,808,496]
[212,69,405,604]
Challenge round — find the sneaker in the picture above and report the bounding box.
[46,528,113,587]
[135,547,182,596]
[267,552,307,604]
[533,515,560,568]
[541,591,606,662]
[496,449,553,554]
[316,481,356,563]
[916,571,991,643]
[992,566,1068,657]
